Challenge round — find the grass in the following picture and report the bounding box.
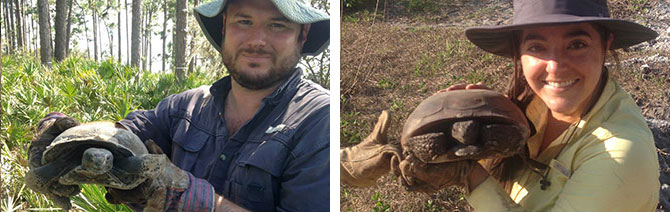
[1,53,215,211]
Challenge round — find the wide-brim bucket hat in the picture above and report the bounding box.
[194,0,330,56]
[465,0,658,58]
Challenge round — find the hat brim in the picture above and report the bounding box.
[194,0,330,56]
[465,15,658,58]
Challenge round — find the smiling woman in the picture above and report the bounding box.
[460,0,661,211]
[340,0,662,211]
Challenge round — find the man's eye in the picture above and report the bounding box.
[269,23,287,29]
[237,20,252,25]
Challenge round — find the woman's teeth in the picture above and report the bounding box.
[546,79,576,88]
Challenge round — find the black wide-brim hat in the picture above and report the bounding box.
[194,0,330,56]
[465,0,658,58]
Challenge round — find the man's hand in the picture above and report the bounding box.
[104,139,215,212]
[24,112,81,210]
[340,110,402,187]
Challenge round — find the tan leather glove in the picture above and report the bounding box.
[393,153,476,194]
[340,110,401,187]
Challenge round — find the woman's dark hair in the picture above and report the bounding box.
[488,23,615,187]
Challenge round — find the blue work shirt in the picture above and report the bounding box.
[118,69,330,211]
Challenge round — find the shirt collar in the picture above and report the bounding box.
[264,68,303,105]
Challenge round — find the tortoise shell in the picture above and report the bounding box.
[42,122,148,164]
[41,122,153,189]
[401,89,530,163]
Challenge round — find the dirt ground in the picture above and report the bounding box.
[340,0,670,211]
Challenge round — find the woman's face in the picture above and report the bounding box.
[520,23,612,122]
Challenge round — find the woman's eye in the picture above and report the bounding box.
[527,45,545,52]
[568,41,587,49]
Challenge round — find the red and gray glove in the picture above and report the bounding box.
[25,112,81,210]
[104,139,216,212]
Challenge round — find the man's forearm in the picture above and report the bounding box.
[216,195,249,212]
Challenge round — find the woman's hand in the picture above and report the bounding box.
[435,82,491,95]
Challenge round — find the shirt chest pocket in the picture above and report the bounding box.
[228,136,291,211]
[546,159,571,193]
[171,120,215,175]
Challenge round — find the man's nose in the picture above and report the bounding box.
[246,27,268,48]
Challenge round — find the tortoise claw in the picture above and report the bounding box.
[480,123,529,155]
[48,194,73,211]
[405,132,448,163]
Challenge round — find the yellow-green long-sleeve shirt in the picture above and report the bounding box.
[466,78,660,211]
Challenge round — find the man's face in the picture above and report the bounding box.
[221,0,309,90]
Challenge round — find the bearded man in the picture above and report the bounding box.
[25,0,330,211]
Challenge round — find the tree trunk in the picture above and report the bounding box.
[161,0,167,72]
[131,0,141,67]
[174,0,187,81]
[33,12,38,57]
[14,0,23,50]
[148,37,152,72]
[37,0,53,66]
[1,0,3,64]
[54,0,68,61]
[141,7,147,70]
[65,0,73,55]
[145,7,153,71]
[30,8,37,56]
[2,1,10,52]
[187,0,199,74]
[117,0,121,63]
[125,0,129,64]
[7,0,15,52]
[82,4,90,58]
[91,0,98,62]
[108,21,113,60]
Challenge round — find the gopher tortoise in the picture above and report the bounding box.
[41,122,161,189]
[401,89,531,163]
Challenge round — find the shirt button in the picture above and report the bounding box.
[219,153,226,161]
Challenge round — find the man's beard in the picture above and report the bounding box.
[223,46,301,90]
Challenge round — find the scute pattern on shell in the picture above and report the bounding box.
[401,89,531,163]
[43,122,148,165]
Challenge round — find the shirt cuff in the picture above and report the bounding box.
[165,173,216,212]
[466,176,526,211]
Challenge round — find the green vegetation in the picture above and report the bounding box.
[341,110,365,145]
[405,0,437,13]
[1,54,216,211]
[370,192,390,212]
